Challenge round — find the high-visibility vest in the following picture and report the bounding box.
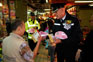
[0,48,2,62]
[25,18,40,39]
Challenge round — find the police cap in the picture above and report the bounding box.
[30,12,35,16]
[51,3,66,12]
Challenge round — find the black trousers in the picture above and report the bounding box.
[80,51,88,62]
[48,46,56,62]
[56,46,78,62]
[28,39,37,51]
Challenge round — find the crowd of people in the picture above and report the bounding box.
[2,2,93,62]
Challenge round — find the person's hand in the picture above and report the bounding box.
[28,28,35,33]
[55,38,61,44]
[42,36,46,41]
[38,35,42,43]
[51,42,56,46]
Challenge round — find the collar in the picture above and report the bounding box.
[62,14,66,20]
[10,33,25,41]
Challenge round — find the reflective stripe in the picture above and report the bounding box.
[27,30,28,33]
[0,48,2,50]
[27,21,38,27]
[28,36,32,39]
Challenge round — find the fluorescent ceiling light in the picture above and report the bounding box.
[46,0,48,3]
[28,10,32,12]
[38,12,45,15]
[75,1,93,3]
[89,3,93,6]
[27,12,30,14]
[44,9,51,11]
[0,3,2,7]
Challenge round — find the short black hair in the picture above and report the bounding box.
[30,12,35,16]
[11,19,24,31]
[51,3,66,11]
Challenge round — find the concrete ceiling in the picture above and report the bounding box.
[26,0,93,12]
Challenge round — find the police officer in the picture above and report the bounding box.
[51,3,82,62]
[25,12,40,51]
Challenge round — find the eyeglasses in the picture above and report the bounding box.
[52,8,59,13]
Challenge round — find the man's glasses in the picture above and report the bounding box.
[52,8,59,13]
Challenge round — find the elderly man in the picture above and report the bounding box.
[2,19,42,62]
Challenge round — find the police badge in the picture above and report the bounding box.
[63,20,74,30]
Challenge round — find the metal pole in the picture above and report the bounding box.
[7,0,11,21]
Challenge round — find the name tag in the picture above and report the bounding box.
[54,23,61,26]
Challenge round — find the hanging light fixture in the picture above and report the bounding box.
[75,1,93,3]
[46,0,48,3]
[0,3,2,7]
[89,3,93,6]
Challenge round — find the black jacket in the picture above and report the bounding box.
[52,12,82,49]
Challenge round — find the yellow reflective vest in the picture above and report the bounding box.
[25,18,40,39]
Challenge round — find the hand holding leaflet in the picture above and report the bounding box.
[32,31,39,43]
[28,28,35,33]
[39,31,48,37]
